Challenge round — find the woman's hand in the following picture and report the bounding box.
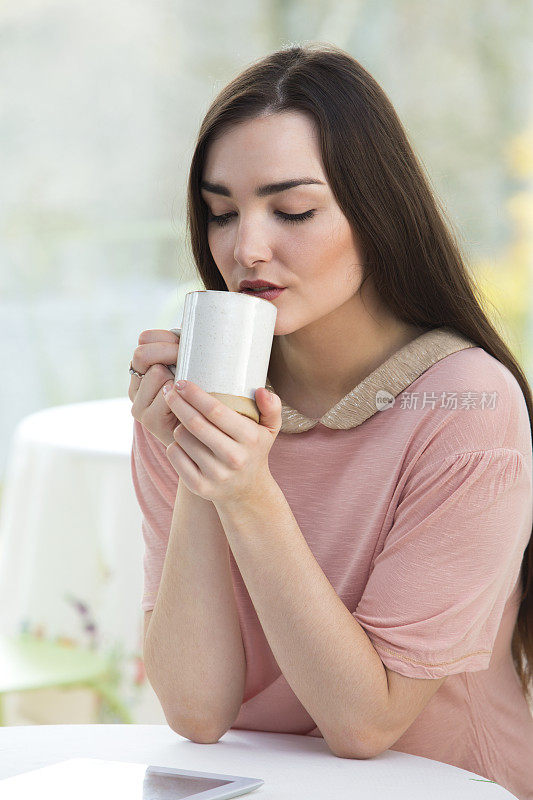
[129,329,181,447]
[162,379,282,505]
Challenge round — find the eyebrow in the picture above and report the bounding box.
[200,177,325,198]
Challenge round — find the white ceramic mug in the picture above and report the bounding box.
[168,290,277,423]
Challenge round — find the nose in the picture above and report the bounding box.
[233,217,273,268]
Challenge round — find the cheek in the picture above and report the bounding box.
[207,228,218,253]
[207,229,229,267]
[207,228,237,260]
[295,219,355,271]
[281,219,332,264]
[301,230,364,296]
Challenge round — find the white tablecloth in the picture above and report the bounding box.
[0,398,165,723]
[0,724,517,798]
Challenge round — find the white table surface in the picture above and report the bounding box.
[0,724,517,799]
[0,398,165,723]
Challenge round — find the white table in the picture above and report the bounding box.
[0,398,165,724]
[0,723,517,798]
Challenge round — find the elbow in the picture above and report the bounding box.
[326,727,384,761]
[142,668,227,744]
[167,714,229,745]
[331,744,382,760]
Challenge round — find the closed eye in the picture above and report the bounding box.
[207,209,316,227]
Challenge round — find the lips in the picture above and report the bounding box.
[239,280,284,291]
[240,287,285,300]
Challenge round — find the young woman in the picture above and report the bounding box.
[129,43,533,799]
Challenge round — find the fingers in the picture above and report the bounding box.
[171,423,230,479]
[164,382,257,448]
[129,332,181,402]
[138,329,181,345]
[132,341,180,376]
[130,363,174,415]
[129,329,182,446]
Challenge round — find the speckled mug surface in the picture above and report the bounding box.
[171,290,278,423]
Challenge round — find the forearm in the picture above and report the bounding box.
[213,476,389,759]
[144,480,246,738]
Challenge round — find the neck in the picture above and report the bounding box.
[268,299,428,403]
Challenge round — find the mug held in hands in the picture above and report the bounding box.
[170,290,278,424]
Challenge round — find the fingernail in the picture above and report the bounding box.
[175,380,186,390]
[162,383,172,396]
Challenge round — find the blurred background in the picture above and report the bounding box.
[0,0,532,726]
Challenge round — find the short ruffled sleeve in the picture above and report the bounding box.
[130,419,179,611]
[353,448,532,679]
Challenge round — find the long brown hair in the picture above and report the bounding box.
[184,42,533,702]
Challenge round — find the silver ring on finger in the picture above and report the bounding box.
[129,360,145,379]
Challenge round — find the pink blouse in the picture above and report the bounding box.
[132,326,533,799]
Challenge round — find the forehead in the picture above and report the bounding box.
[202,111,325,187]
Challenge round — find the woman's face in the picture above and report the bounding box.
[200,110,367,336]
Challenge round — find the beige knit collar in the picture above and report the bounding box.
[265,326,477,434]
